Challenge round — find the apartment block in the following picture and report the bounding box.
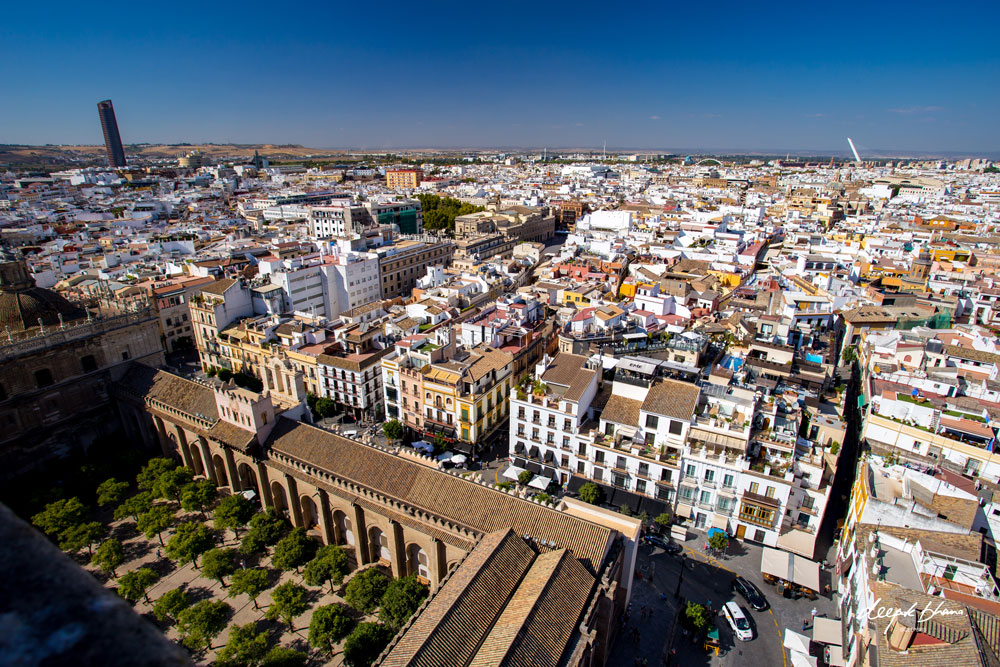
[377,240,455,299]
[385,169,423,190]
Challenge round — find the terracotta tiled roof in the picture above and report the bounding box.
[602,395,642,427]
[267,420,613,571]
[469,548,595,667]
[641,378,700,421]
[540,354,595,403]
[380,530,537,667]
[118,365,219,421]
[198,278,237,295]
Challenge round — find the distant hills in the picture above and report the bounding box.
[0,144,343,169]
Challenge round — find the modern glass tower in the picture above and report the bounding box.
[96,99,127,168]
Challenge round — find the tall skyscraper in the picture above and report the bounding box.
[96,99,127,168]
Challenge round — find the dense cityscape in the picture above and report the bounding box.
[3,106,1000,666]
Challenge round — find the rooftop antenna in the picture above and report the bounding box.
[847,138,862,165]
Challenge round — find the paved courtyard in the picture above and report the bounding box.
[83,507,376,665]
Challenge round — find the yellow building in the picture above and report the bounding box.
[386,169,423,189]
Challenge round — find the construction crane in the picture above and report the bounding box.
[847,137,862,165]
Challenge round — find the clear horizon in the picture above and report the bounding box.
[3,0,998,153]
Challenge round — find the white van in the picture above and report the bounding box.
[723,601,753,641]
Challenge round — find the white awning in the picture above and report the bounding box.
[783,629,812,656]
[503,466,527,481]
[762,546,820,592]
[451,454,468,465]
[712,514,730,530]
[812,617,842,646]
[789,652,817,667]
[675,503,693,518]
[528,475,551,490]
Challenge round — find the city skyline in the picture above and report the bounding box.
[2,1,998,152]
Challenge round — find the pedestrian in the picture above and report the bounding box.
[802,619,808,631]
[811,607,818,619]
[155,548,161,559]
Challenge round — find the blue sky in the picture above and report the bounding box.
[1,0,997,153]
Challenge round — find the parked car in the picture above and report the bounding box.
[732,576,768,611]
[723,601,754,641]
[645,534,683,554]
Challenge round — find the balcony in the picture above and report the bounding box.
[715,503,735,516]
[701,478,716,488]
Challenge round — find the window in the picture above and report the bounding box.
[765,486,776,499]
[704,469,715,483]
[564,418,572,430]
[595,450,605,464]
[577,461,586,474]
[700,490,712,505]
[561,455,569,467]
[616,456,627,469]
[636,479,646,494]
[461,408,469,422]
[593,468,603,481]
[679,486,694,501]
[613,472,627,488]
[562,436,570,447]
[34,369,54,388]
[645,414,659,429]
[660,469,672,482]
[657,486,672,501]
[685,464,696,478]
[749,482,760,495]
[121,350,130,361]
[638,462,649,477]
[723,474,734,488]
[81,355,98,372]
[669,420,683,435]
[578,443,587,455]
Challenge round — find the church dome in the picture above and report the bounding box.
[0,260,86,334]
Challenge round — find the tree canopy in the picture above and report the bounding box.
[114,491,153,522]
[152,587,192,624]
[31,497,87,540]
[60,521,105,554]
[684,601,712,632]
[91,538,125,577]
[96,478,130,508]
[271,527,318,572]
[214,494,256,539]
[240,508,289,554]
[517,470,533,485]
[166,521,216,568]
[303,544,350,593]
[265,581,309,629]
[229,567,270,609]
[343,622,395,667]
[309,604,356,655]
[154,466,194,502]
[707,531,729,552]
[176,599,232,652]
[201,547,238,587]
[654,511,673,531]
[578,482,604,505]
[415,194,484,234]
[117,567,160,604]
[260,646,308,667]
[344,568,389,613]
[215,622,270,667]
[137,458,175,492]
[137,505,173,546]
[382,419,403,442]
[181,479,218,517]
[379,575,429,630]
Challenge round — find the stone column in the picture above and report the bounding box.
[225,449,242,492]
[433,537,447,590]
[199,437,217,485]
[352,503,369,565]
[284,473,303,528]
[317,489,335,545]
[389,520,407,578]
[257,462,272,507]
[174,426,194,469]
